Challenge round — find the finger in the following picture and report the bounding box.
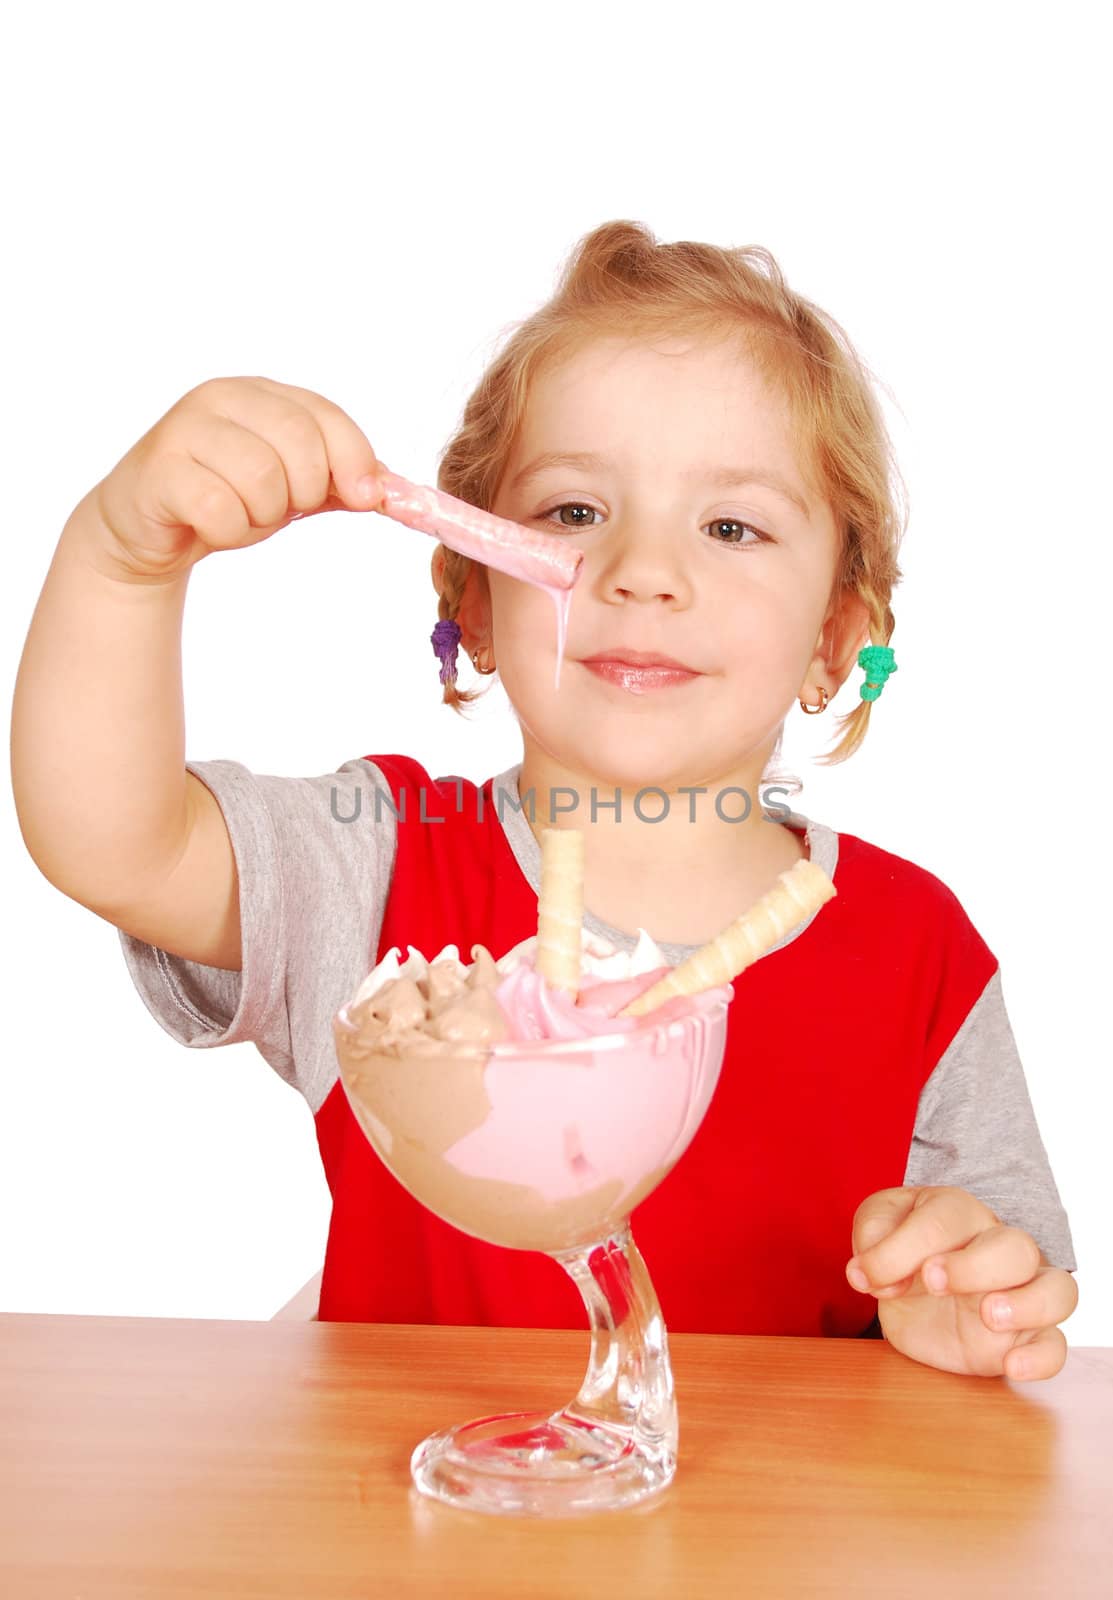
[1002,1325,1068,1383]
[847,1187,920,1292]
[180,411,295,531]
[978,1266,1080,1335]
[919,1224,1042,1300]
[196,380,334,517]
[850,1186,920,1260]
[874,1273,918,1300]
[849,1186,995,1291]
[246,376,386,509]
[148,454,257,550]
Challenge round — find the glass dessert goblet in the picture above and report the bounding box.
[332,981,731,1518]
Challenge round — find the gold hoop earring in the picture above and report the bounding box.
[471,648,497,676]
[799,686,829,715]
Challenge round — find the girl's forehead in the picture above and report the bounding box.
[515,339,821,494]
[526,339,799,448]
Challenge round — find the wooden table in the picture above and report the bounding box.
[1,1315,1110,1598]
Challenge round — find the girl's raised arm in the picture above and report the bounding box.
[11,376,386,967]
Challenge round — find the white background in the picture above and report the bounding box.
[3,1,1109,1348]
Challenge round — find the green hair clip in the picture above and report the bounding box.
[858,645,897,702]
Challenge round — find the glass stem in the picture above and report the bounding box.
[553,1221,678,1458]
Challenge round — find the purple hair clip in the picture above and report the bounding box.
[431,618,462,685]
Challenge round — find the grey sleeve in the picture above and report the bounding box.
[903,968,1078,1272]
[117,756,396,1111]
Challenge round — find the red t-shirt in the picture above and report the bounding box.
[314,755,996,1335]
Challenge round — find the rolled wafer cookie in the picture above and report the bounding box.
[535,828,585,997]
[375,471,583,591]
[617,858,836,1018]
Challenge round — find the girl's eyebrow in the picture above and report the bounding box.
[509,450,811,519]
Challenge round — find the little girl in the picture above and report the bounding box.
[11,221,1078,1380]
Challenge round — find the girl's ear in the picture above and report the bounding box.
[816,589,872,692]
[454,560,493,655]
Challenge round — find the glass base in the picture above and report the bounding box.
[410,1407,675,1517]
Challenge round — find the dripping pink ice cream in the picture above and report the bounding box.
[333,933,732,1253]
[372,470,584,691]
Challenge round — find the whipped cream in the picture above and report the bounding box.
[351,927,669,1011]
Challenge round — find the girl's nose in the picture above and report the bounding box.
[594,516,692,605]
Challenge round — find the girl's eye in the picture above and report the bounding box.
[537,502,769,550]
[538,502,601,529]
[706,517,768,550]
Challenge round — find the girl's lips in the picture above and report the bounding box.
[582,660,701,694]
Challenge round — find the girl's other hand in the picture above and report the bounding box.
[846,1185,1078,1380]
[86,376,387,582]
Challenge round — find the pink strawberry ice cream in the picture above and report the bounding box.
[333,932,732,1253]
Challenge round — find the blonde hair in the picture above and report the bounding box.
[432,219,906,764]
